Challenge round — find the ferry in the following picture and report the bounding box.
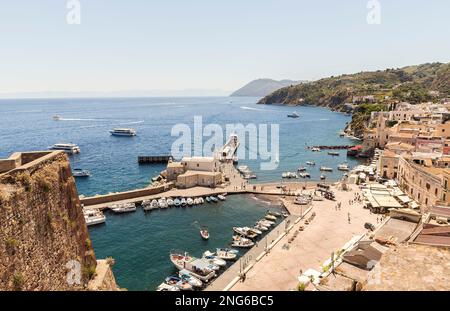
[287,112,300,118]
[83,209,106,227]
[109,128,137,137]
[72,168,90,178]
[50,143,80,154]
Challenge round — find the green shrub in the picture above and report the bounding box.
[83,264,96,280]
[13,273,24,291]
[297,283,306,291]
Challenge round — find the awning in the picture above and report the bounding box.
[396,195,412,204]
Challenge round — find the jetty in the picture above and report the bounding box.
[138,155,172,164]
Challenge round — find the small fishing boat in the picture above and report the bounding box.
[186,198,194,206]
[72,168,91,178]
[203,251,227,267]
[231,236,255,248]
[215,248,238,260]
[180,198,187,206]
[166,198,174,207]
[268,210,282,217]
[320,166,333,172]
[243,173,257,180]
[174,198,181,207]
[210,196,218,203]
[151,199,159,208]
[338,163,350,171]
[157,283,180,291]
[198,197,205,204]
[259,219,275,227]
[200,228,210,240]
[287,111,300,118]
[297,166,307,172]
[205,196,212,203]
[110,202,136,214]
[170,251,216,282]
[299,172,311,178]
[254,223,268,231]
[193,198,200,205]
[83,209,106,227]
[178,269,203,288]
[306,161,316,166]
[233,227,258,239]
[247,227,262,235]
[165,276,193,291]
[158,198,168,209]
[328,151,340,156]
[217,194,226,201]
[265,214,277,221]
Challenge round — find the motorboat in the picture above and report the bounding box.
[217,194,226,201]
[50,143,80,154]
[205,196,212,203]
[166,198,174,207]
[109,128,137,136]
[231,236,255,248]
[320,174,327,180]
[110,202,136,214]
[338,163,350,171]
[209,196,218,203]
[294,196,310,205]
[265,214,277,221]
[180,198,187,206]
[143,199,159,212]
[202,251,227,267]
[200,228,210,240]
[247,227,262,235]
[233,227,258,239]
[306,161,316,166]
[297,167,307,172]
[156,283,180,291]
[254,223,269,231]
[287,111,300,118]
[193,198,200,205]
[311,147,321,152]
[282,172,298,179]
[328,151,340,156]
[268,210,282,217]
[178,269,203,288]
[198,197,205,204]
[158,198,168,209]
[259,219,274,227]
[170,251,216,282]
[174,198,181,207]
[243,174,257,180]
[215,248,238,260]
[165,276,193,291]
[52,115,62,121]
[186,198,194,206]
[282,212,289,218]
[320,166,333,172]
[299,172,310,178]
[72,168,90,178]
[83,209,106,227]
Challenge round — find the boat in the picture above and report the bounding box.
[174,198,181,207]
[186,198,194,206]
[217,194,226,201]
[294,196,310,205]
[306,161,316,166]
[156,282,180,291]
[297,167,307,172]
[231,236,255,248]
[311,147,321,152]
[287,111,300,118]
[233,227,258,239]
[259,219,275,227]
[83,209,106,226]
[265,214,277,221]
[50,143,80,154]
[158,198,168,209]
[247,227,262,235]
[165,276,193,291]
[254,223,269,231]
[215,248,238,260]
[299,172,310,178]
[166,198,174,207]
[178,269,203,288]
[109,128,137,136]
[142,199,159,211]
[198,197,205,204]
[110,202,136,214]
[337,163,350,171]
[238,165,250,173]
[268,210,282,217]
[202,251,227,267]
[72,168,90,178]
[200,228,210,240]
[282,212,289,218]
[193,198,200,205]
[170,251,216,282]
[320,174,326,180]
[209,196,218,203]
[320,166,333,172]
[328,151,340,156]
[180,198,187,206]
[282,172,298,179]
[52,115,62,121]
[205,196,211,203]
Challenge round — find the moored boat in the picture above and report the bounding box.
[174,198,181,207]
[178,269,203,288]
[170,251,216,282]
[167,198,174,207]
[157,282,180,291]
[287,111,300,118]
[202,251,227,267]
[265,214,277,221]
[215,248,238,260]
[217,194,226,201]
[233,227,258,239]
[231,236,255,248]
[205,196,211,203]
[186,198,194,206]
[110,202,136,214]
[72,168,90,178]
[158,198,168,209]
[165,276,193,291]
[254,222,269,231]
[306,161,316,166]
[338,163,350,171]
[320,166,333,172]
[180,198,187,206]
[209,196,218,203]
[83,209,106,226]
[328,151,340,156]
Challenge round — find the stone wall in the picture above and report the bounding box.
[0,152,97,290]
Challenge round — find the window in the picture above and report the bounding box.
[426,183,430,190]
[435,188,438,196]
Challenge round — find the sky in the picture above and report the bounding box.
[0,0,449,96]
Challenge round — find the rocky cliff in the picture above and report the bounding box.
[0,151,99,290]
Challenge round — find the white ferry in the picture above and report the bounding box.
[109,128,137,136]
[83,209,106,227]
[50,143,80,154]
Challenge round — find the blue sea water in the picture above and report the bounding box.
[0,97,362,290]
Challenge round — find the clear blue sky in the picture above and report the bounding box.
[0,0,449,95]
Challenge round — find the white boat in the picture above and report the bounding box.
[111,202,136,214]
[158,198,168,209]
[247,227,262,235]
[231,236,255,248]
[156,282,180,291]
[254,223,269,231]
[259,219,274,227]
[193,198,200,205]
[198,197,205,204]
[165,276,193,291]
[306,161,316,166]
[268,210,281,217]
[265,214,277,221]
[294,196,310,205]
[178,269,203,288]
[209,196,218,203]
[311,147,321,152]
[109,128,137,136]
[174,198,181,207]
[216,248,238,260]
[298,167,307,172]
[180,198,187,206]
[72,168,90,178]
[338,163,350,171]
[50,143,80,154]
[52,115,62,121]
[243,174,257,180]
[233,227,258,239]
[320,166,333,172]
[167,198,174,207]
[287,111,300,118]
[83,209,106,226]
[320,174,326,180]
[186,198,194,206]
[203,251,227,267]
[217,194,226,201]
[170,251,216,282]
[282,212,289,218]
[299,172,310,178]
[282,172,298,179]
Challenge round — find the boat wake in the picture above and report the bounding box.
[240,106,281,113]
[116,120,145,125]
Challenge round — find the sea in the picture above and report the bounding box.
[0,96,362,290]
